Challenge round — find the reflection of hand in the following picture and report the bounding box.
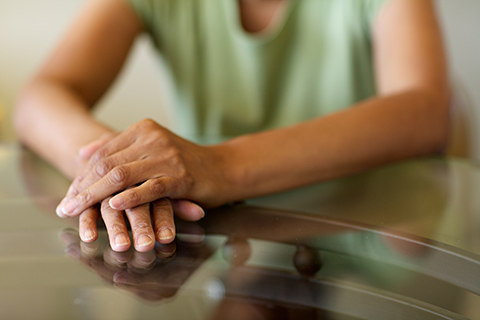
[60,227,212,301]
[57,119,226,218]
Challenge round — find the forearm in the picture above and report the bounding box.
[14,78,113,178]
[217,89,450,202]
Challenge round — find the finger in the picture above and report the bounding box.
[78,132,117,161]
[155,242,177,260]
[84,128,137,170]
[78,206,100,243]
[59,228,103,260]
[100,198,131,252]
[59,228,80,243]
[103,246,132,271]
[75,147,139,192]
[59,229,117,283]
[77,122,149,187]
[63,137,140,203]
[59,228,83,257]
[151,199,176,244]
[113,280,175,301]
[60,161,142,217]
[127,250,157,272]
[125,204,156,252]
[174,218,206,245]
[56,197,71,218]
[171,200,205,221]
[108,184,206,222]
[108,177,180,211]
[79,239,102,259]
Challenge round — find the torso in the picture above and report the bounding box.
[237,0,288,34]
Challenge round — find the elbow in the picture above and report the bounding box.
[13,86,32,143]
[13,80,40,144]
[422,86,452,156]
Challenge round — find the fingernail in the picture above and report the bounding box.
[65,248,80,259]
[82,230,96,242]
[137,234,154,248]
[157,228,174,241]
[113,272,128,284]
[115,234,130,247]
[109,196,124,210]
[56,206,66,218]
[56,198,67,217]
[199,207,206,219]
[62,200,77,215]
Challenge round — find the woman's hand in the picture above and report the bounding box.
[79,197,177,252]
[57,119,229,218]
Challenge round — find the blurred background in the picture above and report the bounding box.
[0,0,479,156]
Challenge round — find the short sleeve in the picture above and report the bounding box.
[360,0,391,42]
[364,0,391,25]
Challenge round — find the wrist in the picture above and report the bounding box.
[204,141,248,206]
[206,135,259,206]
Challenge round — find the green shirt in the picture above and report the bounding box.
[125,0,389,140]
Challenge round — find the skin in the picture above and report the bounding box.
[14,0,450,252]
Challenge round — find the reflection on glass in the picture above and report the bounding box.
[60,228,213,302]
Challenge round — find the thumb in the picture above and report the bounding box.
[171,200,205,221]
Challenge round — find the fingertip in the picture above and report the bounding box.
[58,228,80,244]
[109,195,124,210]
[155,242,177,259]
[172,200,205,221]
[56,207,67,218]
[111,234,131,253]
[156,227,175,244]
[61,199,78,216]
[81,229,98,243]
[56,198,69,218]
[135,234,155,252]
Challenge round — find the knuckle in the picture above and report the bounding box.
[150,179,166,197]
[91,147,109,164]
[177,163,190,181]
[108,166,129,187]
[68,185,81,197]
[78,189,93,205]
[125,190,141,207]
[135,119,157,133]
[109,223,126,234]
[132,222,151,234]
[80,215,97,228]
[169,148,182,163]
[152,198,171,208]
[95,158,114,177]
[101,198,112,211]
[142,118,156,127]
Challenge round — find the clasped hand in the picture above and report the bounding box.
[56,119,228,252]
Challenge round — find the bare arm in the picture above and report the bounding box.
[14,0,143,178]
[14,0,204,252]
[215,0,450,201]
[58,0,450,223]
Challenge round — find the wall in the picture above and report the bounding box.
[0,0,175,141]
[437,0,480,158]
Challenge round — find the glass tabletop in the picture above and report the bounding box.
[1,143,479,319]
